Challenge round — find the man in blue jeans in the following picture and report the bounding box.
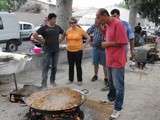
[32,13,64,88]
[97,8,128,119]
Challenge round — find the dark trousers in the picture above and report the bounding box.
[67,50,83,82]
[41,52,59,87]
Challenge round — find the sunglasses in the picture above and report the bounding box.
[69,22,76,24]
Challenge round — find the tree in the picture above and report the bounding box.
[0,0,9,11]
[0,0,27,11]
[125,0,142,29]
[125,0,160,27]
[138,0,160,26]
[56,0,73,31]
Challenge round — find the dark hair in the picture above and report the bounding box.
[98,8,110,16]
[69,17,78,23]
[48,13,57,20]
[110,9,120,15]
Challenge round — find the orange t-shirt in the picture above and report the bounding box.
[66,26,86,52]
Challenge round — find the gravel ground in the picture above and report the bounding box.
[0,41,160,120]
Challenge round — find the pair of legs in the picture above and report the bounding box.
[67,50,83,82]
[93,64,108,79]
[107,67,125,111]
[41,51,59,87]
[92,64,108,82]
[92,48,108,87]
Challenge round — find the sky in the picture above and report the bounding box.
[73,0,124,8]
[40,0,124,8]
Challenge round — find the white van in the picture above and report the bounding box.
[19,21,34,41]
[0,12,21,52]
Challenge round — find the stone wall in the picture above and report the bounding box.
[20,0,56,14]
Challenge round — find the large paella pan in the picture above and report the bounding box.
[25,87,88,113]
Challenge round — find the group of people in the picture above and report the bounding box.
[31,8,135,119]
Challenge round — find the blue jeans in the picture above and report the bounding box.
[107,67,125,111]
[41,52,59,87]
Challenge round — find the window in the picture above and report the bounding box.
[0,17,4,30]
[23,24,32,30]
[20,24,23,30]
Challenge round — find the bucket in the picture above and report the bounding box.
[33,46,42,56]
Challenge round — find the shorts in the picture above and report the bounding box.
[92,48,106,66]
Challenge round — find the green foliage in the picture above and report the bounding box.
[0,0,9,11]
[138,0,160,25]
[117,1,129,9]
[0,0,27,11]
[125,0,160,25]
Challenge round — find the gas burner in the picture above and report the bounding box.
[27,108,84,120]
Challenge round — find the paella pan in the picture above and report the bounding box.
[25,87,88,113]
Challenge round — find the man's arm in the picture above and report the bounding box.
[129,38,135,59]
[101,41,127,48]
[59,33,65,43]
[58,26,65,43]
[127,22,135,59]
[32,26,46,43]
[83,32,91,45]
[32,32,45,44]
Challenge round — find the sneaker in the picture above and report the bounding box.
[77,81,83,86]
[110,110,121,119]
[66,81,73,85]
[50,82,57,87]
[91,75,98,82]
[41,85,47,89]
[104,78,109,87]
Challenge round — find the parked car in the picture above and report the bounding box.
[19,21,34,41]
[0,12,21,52]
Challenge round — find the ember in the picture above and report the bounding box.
[27,108,84,120]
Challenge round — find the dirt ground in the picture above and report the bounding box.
[0,41,160,120]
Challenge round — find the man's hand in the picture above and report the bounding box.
[59,34,65,43]
[101,42,108,48]
[32,32,45,44]
[38,35,45,44]
[130,50,135,61]
[89,41,94,47]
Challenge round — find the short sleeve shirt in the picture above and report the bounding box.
[66,26,86,52]
[37,25,64,52]
[122,20,134,40]
[87,25,105,50]
[105,18,128,68]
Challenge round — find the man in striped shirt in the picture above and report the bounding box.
[87,18,109,91]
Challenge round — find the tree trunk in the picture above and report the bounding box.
[128,0,142,29]
[56,0,73,31]
[129,6,138,29]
